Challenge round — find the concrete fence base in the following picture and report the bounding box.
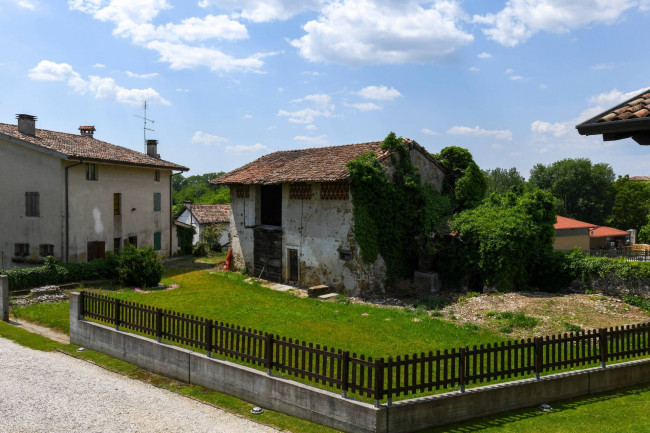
[68,293,650,433]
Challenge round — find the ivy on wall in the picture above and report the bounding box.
[346,133,451,284]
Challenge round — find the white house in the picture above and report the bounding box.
[175,203,231,246]
[212,139,446,296]
[0,114,188,269]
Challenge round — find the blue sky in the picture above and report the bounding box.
[1,0,650,178]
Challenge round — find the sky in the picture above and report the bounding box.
[1,0,650,179]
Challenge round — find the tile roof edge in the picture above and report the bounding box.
[0,131,70,160]
[576,87,650,134]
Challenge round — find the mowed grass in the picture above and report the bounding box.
[12,301,70,334]
[424,384,650,433]
[108,269,504,357]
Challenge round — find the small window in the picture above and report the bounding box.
[113,193,121,215]
[154,231,162,251]
[86,163,98,181]
[113,237,121,254]
[125,236,138,248]
[39,244,54,257]
[321,183,349,200]
[25,192,39,217]
[153,192,162,212]
[154,170,160,182]
[289,183,312,200]
[14,243,29,257]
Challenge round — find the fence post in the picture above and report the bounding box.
[599,328,608,368]
[386,356,392,406]
[534,337,542,380]
[155,308,163,342]
[459,348,466,393]
[373,358,384,407]
[265,333,273,375]
[114,299,120,330]
[341,350,349,399]
[78,291,85,320]
[0,275,8,322]
[205,319,213,357]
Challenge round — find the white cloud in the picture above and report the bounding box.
[347,102,382,111]
[92,63,106,68]
[225,143,268,153]
[11,0,37,9]
[539,83,548,89]
[305,124,317,130]
[477,52,492,59]
[447,125,513,140]
[278,93,335,124]
[29,60,169,105]
[468,66,480,72]
[191,131,228,146]
[509,75,523,81]
[294,134,329,146]
[491,143,506,149]
[505,68,514,74]
[68,0,271,73]
[474,0,637,47]
[530,120,569,137]
[126,71,160,79]
[290,0,473,66]
[592,63,614,70]
[421,128,439,136]
[198,0,323,22]
[587,88,646,108]
[355,85,402,101]
[242,113,253,119]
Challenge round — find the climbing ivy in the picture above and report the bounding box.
[346,133,451,284]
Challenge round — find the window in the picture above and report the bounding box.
[39,244,54,257]
[87,241,106,261]
[124,235,138,248]
[25,192,39,217]
[289,183,312,200]
[113,193,121,215]
[85,163,98,181]
[153,192,161,212]
[154,231,162,251]
[260,185,282,226]
[321,182,349,200]
[113,238,120,254]
[14,243,29,257]
[154,170,160,182]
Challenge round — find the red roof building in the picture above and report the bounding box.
[554,216,629,251]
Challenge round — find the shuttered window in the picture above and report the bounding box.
[154,231,162,251]
[153,192,161,212]
[25,192,39,217]
[113,193,121,215]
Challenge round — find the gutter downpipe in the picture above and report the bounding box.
[170,171,184,256]
[65,160,84,262]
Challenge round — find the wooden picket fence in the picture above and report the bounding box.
[80,291,650,403]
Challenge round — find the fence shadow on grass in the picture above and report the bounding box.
[422,384,650,433]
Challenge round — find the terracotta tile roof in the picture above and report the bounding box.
[554,216,597,230]
[629,176,650,181]
[0,123,188,171]
[590,226,629,238]
[576,88,650,136]
[184,204,230,224]
[212,139,442,185]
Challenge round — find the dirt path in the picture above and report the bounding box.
[0,337,279,433]
[9,317,70,344]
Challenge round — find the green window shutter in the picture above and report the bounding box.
[154,231,162,251]
[154,192,161,212]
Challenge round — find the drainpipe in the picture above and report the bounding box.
[170,171,184,256]
[65,160,84,262]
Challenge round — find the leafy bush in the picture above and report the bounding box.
[193,242,210,257]
[117,245,162,288]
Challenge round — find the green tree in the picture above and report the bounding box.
[609,175,650,232]
[435,146,487,210]
[172,171,229,214]
[484,167,526,195]
[529,158,615,225]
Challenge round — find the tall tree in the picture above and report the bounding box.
[484,167,526,195]
[435,146,487,211]
[528,158,615,225]
[609,175,650,232]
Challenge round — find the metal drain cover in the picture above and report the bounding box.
[251,407,264,415]
[538,404,552,411]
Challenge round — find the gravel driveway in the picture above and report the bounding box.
[0,337,279,433]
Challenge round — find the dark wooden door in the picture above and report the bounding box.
[253,227,282,282]
[288,248,298,283]
[87,241,106,261]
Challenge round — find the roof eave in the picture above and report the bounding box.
[576,118,650,137]
[0,132,70,160]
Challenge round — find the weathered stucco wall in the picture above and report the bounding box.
[554,228,590,250]
[67,163,173,262]
[409,149,444,192]
[0,139,65,269]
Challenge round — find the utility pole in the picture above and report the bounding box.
[134,100,155,152]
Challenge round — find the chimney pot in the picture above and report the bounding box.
[146,139,159,158]
[79,125,96,138]
[16,114,37,136]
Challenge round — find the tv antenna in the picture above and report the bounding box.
[134,100,155,153]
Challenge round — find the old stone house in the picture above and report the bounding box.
[0,114,188,269]
[212,140,446,296]
[175,203,231,246]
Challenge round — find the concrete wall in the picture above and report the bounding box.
[69,293,650,433]
[0,138,65,269]
[66,163,173,261]
[554,228,590,250]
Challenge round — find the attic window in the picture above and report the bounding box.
[289,183,312,200]
[321,182,349,200]
[261,184,282,226]
[236,185,250,199]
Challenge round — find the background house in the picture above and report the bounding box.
[0,114,188,269]
[212,140,446,296]
[554,215,629,251]
[175,203,230,246]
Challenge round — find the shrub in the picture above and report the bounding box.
[117,245,162,288]
[193,242,210,257]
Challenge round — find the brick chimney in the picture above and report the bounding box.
[79,125,95,138]
[146,139,159,158]
[16,114,37,136]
